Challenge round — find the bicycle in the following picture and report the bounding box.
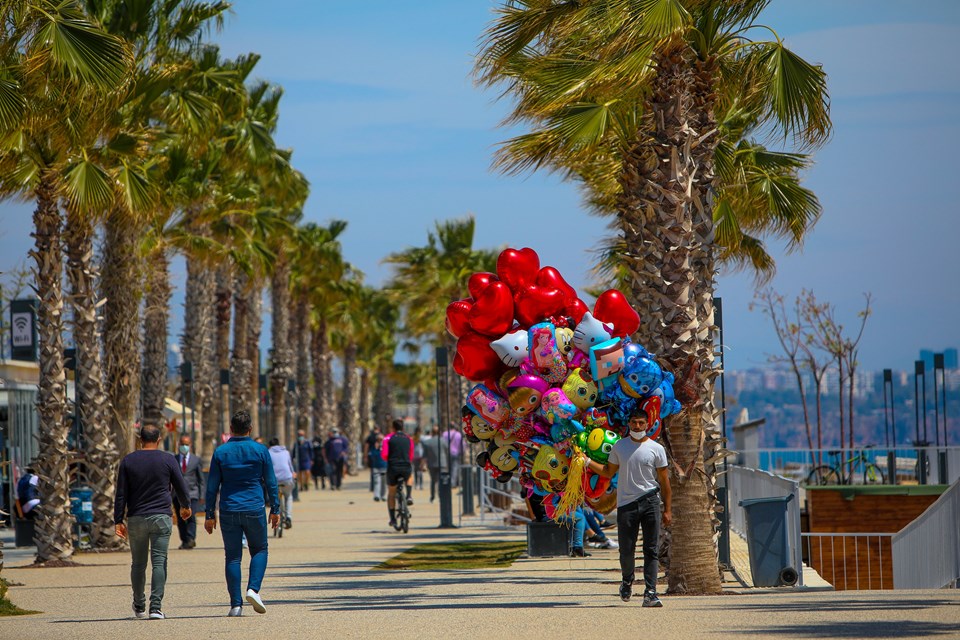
[805,447,885,486]
[395,482,411,534]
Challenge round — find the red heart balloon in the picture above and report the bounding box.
[593,289,640,337]
[454,332,506,381]
[514,285,567,328]
[446,298,474,338]
[536,267,577,304]
[565,298,589,324]
[468,272,499,299]
[496,248,540,291]
[468,281,514,337]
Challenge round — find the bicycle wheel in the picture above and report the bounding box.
[862,463,885,485]
[806,465,841,486]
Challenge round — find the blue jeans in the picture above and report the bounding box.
[220,511,268,607]
[582,508,607,541]
[560,508,586,548]
[127,514,173,613]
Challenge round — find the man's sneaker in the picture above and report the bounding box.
[284,517,292,530]
[148,611,165,619]
[132,604,148,619]
[406,497,414,506]
[598,538,619,550]
[570,547,591,558]
[586,534,603,544]
[619,580,632,602]
[642,592,663,608]
[228,606,243,617]
[389,519,397,529]
[245,589,266,614]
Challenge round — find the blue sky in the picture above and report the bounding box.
[1,0,958,372]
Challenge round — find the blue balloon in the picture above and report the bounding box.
[617,355,664,399]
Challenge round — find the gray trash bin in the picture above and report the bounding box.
[739,494,798,587]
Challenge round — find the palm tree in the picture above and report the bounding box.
[384,217,498,427]
[0,0,130,563]
[477,0,830,593]
[357,288,400,434]
[330,275,368,461]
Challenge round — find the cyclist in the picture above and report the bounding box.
[382,418,414,530]
[268,438,295,529]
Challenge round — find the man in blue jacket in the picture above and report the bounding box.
[205,410,280,617]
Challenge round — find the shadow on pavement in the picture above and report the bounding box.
[710,598,959,613]
[724,621,959,638]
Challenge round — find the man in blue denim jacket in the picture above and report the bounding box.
[205,410,280,617]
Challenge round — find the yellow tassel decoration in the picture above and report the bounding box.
[553,446,587,521]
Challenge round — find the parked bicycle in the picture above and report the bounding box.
[805,447,885,486]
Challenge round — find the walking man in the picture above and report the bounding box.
[175,434,204,549]
[324,428,349,490]
[114,424,192,620]
[583,411,671,607]
[205,410,280,617]
[268,437,295,528]
[295,429,314,491]
[422,426,440,502]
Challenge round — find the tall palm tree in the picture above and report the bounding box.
[357,289,400,434]
[384,216,498,427]
[330,275,367,460]
[477,0,830,593]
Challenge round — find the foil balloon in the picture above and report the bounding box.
[532,445,570,493]
[618,355,664,399]
[650,371,682,418]
[465,384,510,426]
[468,281,515,338]
[586,471,618,514]
[593,289,641,338]
[445,298,473,338]
[643,395,663,440]
[575,427,621,464]
[549,418,584,444]
[561,368,598,411]
[506,374,549,416]
[572,312,614,354]
[589,338,625,389]
[514,285,566,328]
[527,322,568,384]
[454,332,505,382]
[622,340,654,369]
[467,272,499,299]
[496,247,540,291]
[490,329,529,368]
[581,407,610,432]
[539,388,577,425]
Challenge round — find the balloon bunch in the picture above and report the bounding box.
[447,247,682,521]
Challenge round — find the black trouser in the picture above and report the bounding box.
[617,491,661,594]
[332,458,346,488]
[173,497,200,544]
[428,466,439,501]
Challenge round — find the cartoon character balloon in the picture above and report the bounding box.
[589,338,626,389]
[618,355,664,399]
[573,312,613,354]
[532,445,570,493]
[562,368,598,412]
[506,374,549,416]
[576,427,620,464]
[490,329,529,368]
[527,322,568,384]
[539,388,577,424]
[465,384,510,426]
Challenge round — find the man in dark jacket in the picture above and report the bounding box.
[114,424,192,620]
[174,434,205,549]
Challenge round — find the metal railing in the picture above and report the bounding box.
[737,446,960,486]
[477,474,530,525]
[802,533,895,590]
[892,479,960,589]
[727,465,803,586]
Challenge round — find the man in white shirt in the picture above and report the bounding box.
[268,438,295,528]
[583,411,672,607]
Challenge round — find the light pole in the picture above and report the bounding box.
[714,297,731,569]
[934,353,947,483]
[435,346,454,528]
[883,369,897,484]
[914,360,928,484]
[288,379,299,501]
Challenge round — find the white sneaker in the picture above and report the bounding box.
[245,589,266,614]
[132,604,147,619]
[599,538,619,550]
[149,611,165,620]
[228,606,243,617]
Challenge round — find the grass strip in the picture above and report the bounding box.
[375,541,526,571]
[0,578,39,616]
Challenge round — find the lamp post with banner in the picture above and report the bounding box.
[435,346,454,528]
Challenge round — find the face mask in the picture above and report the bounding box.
[179,445,190,454]
[629,428,647,439]
[298,436,305,443]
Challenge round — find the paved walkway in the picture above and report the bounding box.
[3,477,958,639]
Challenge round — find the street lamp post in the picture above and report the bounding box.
[934,353,947,483]
[713,297,731,569]
[435,346,454,528]
[883,369,897,484]
[914,360,928,484]
[288,379,299,501]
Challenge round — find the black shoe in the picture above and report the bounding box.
[389,519,397,529]
[619,580,632,602]
[600,521,616,529]
[642,592,663,608]
[406,498,414,506]
[586,534,603,544]
[284,517,292,529]
[184,538,196,549]
[570,547,591,558]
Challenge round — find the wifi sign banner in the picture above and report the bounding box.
[10,299,38,361]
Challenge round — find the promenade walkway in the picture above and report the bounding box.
[3,477,958,639]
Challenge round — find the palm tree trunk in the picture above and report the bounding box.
[338,342,360,470]
[310,317,331,433]
[101,208,142,457]
[31,172,73,562]
[618,49,723,594]
[373,366,393,427]
[269,255,292,446]
[230,272,253,433]
[64,209,122,550]
[213,263,232,446]
[141,249,170,436]
[182,256,215,458]
[359,367,371,437]
[293,295,312,435]
[248,283,263,436]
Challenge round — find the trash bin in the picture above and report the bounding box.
[69,486,94,524]
[14,517,35,547]
[527,521,569,557]
[739,494,799,587]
